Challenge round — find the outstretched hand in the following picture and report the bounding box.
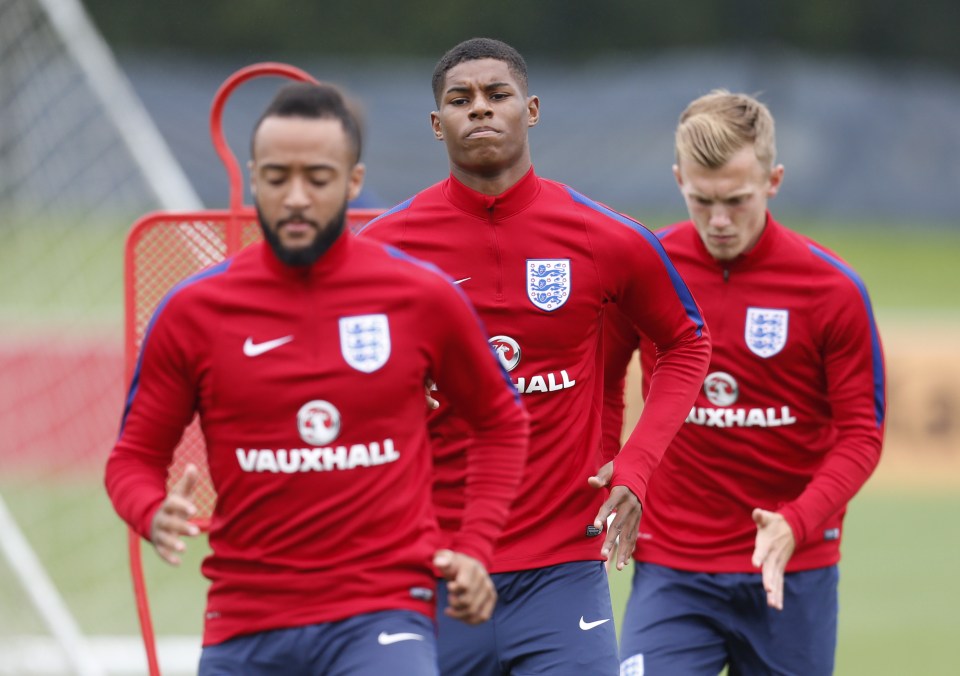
[588,462,642,571]
[150,463,200,566]
[434,550,497,624]
[751,508,796,610]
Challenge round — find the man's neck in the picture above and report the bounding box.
[450,159,533,196]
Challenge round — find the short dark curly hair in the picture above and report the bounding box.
[431,38,529,106]
[252,82,362,163]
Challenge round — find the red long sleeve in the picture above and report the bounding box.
[620,217,884,572]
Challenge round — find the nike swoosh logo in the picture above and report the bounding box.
[377,631,425,645]
[579,616,611,631]
[243,335,293,357]
[453,277,471,285]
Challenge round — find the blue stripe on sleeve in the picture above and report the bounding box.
[119,260,231,434]
[384,244,450,280]
[656,225,677,240]
[354,197,414,235]
[809,245,886,426]
[565,188,705,337]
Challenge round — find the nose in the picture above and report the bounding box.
[468,96,493,119]
[284,176,310,210]
[708,206,731,228]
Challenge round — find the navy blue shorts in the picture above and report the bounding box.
[198,609,438,676]
[437,560,619,675]
[619,563,838,676]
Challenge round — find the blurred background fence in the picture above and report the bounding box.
[1,0,958,673]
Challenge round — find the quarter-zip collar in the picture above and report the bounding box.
[695,211,781,275]
[442,166,541,221]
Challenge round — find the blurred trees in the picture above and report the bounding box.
[84,0,959,72]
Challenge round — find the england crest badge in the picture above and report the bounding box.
[339,314,391,373]
[745,307,788,358]
[526,259,570,311]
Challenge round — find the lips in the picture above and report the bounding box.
[467,126,499,138]
[279,218,318,231]
[278,221,318,240]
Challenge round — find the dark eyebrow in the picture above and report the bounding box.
[445,81,513,95]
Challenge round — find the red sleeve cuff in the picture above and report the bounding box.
[448,534,494,570]
[609,467,646,506]
[777,504,807,546]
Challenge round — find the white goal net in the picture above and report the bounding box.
[0,0,203,672]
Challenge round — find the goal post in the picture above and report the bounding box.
[32,0,202,211]
[0,0,202,673]
[0,493,105,676]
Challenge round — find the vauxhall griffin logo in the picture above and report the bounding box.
[489,335,521,372]
[488,334,577,395]
[704,372,739,406]
[297,400,341,445]
[688,371,797,428]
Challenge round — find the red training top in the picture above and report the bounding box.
[360,168,710,573]
[106,234,529,645]
[604,215,885,572]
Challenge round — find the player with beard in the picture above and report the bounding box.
[256,198,347,265]
[105,82,530,675]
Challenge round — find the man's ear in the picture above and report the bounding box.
[767,164,785,198]
[527,95,540,127]
[672,164,683,189]
[248,159,257,196]
[347,162,366,202]
[430,111,443,141]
